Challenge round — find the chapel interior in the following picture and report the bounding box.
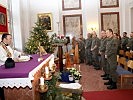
[0,0,133,100]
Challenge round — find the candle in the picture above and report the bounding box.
[45,74,49,78]
[79,65,81,72]
[69,75,74,81]
[40,77,44,85]
[45,66,49,74]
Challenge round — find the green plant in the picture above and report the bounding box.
[24,22,55,54]
[52,33,67,44]
[69,68,81,80]
[44,75,58,100]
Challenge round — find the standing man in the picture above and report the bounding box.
[127,32,133,51]
[91,31,100,70]
[105,29,118,89]
[85,33,92,65]
[78,37,85,63]
[99,30,108,77]
[121,32,129,51]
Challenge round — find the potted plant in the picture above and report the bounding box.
[69,68,81,82]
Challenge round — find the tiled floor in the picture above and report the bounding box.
[79,63,133,92]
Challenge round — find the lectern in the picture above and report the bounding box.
[58,45,63,72]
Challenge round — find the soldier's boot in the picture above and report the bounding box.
[104,78,112,85]
[103,74,109,80]
[107,82,117,90]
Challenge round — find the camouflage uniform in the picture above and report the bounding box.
[78,39,85,63]
[99,37,108,73]
[121,36,129,51]
[85,38,92,65]
[127,37,133,51]
[105,37,118,82]
[91,37,100,69]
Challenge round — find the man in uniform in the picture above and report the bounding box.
[121,32,129,51]
[78,37,85,63]
[99,30,108,78]
[85,33,92,65]
[127,32,133,51]
[91,31,100,70]
[105,29,118,89]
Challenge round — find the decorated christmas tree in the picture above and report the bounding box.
[24,22,55,54]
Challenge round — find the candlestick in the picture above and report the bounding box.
[45,66,49,74]
[40,77,44,85]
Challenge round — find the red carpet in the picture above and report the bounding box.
[83,89,133,100]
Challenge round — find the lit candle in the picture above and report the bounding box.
[45,74,49,78]
[79,65,81,72]
[45,66,49,74]
[40,77,44,85]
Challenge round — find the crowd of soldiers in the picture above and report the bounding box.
[72,29,133,90]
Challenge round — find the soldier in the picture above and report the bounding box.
[91,31,100,70]
[127,32,133,51]
[79,34,86,43]
[121,32,129,51]
[113,33,121,54]
[72,36,77,50]
[99,30,108,77]
[85,33,92,65]
[78,37,85,63]
[105,29,118,89]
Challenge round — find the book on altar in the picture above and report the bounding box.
[59,83,81,89]
[19,56,30,62]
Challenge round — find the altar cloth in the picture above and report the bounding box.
[0,54,51,78]
[0,54,54,88]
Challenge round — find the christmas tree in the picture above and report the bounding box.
[24,22,55,54]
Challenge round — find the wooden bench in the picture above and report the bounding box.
[117,56,133,88]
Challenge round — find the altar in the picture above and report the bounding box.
[0,54,54,100]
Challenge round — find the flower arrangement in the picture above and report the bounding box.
[69,68,81,80]
[52,33,67,45]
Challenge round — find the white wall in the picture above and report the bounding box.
[129,0,133,33]
[84,0,99,37]
[0,0,8,7]
[11,0,23,50]
[29,0,60,37]
[122,0,133,36]
[131,8,133,32]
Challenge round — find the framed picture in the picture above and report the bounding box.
[0,4,8,33]
[0,12,6,25]
[62,0,81,10]
[101,12,120,34]
[63,14,82,37]
[38,13,53,31]
[100,0,119,8]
